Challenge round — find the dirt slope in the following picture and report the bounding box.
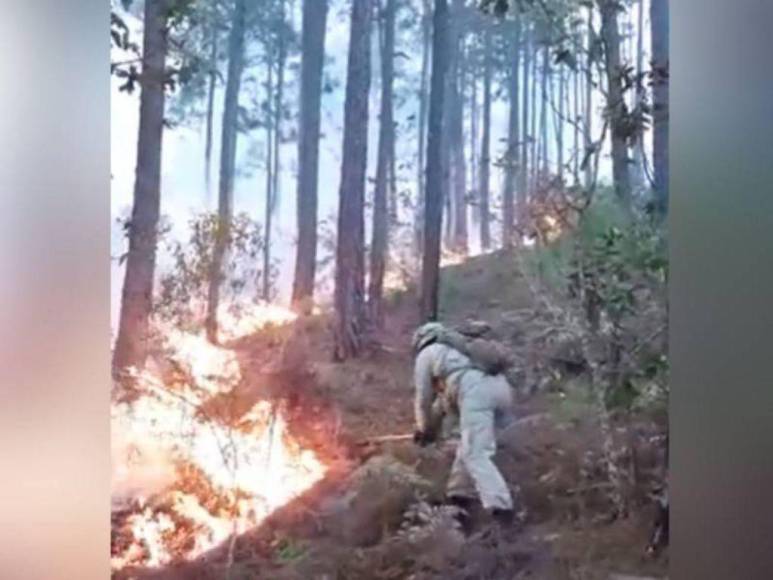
[133,249,668,579]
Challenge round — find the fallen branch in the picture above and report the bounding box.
[355,433,414,446]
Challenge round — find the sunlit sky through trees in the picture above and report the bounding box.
[111,0,654,332]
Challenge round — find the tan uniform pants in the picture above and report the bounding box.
[445,372,514,511]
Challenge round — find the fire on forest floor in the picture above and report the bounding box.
[111,304,331,573]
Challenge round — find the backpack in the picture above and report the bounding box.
[435,327,512,376]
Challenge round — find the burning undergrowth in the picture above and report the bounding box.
[111,305,328,573]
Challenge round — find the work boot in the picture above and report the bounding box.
[492,508,515,527]
[445,495,474,534]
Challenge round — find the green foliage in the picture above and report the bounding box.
[528,188,668,413]
[155,212,269,329]
[274,537,308,563]
[547,377,597,424]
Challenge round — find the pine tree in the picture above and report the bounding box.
[333,0,372,359]
[113,0,171,375]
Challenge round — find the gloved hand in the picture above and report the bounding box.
[413,428,436,447]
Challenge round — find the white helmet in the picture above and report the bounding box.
[412,322,445,352]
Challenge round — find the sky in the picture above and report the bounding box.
[111,0,652,333]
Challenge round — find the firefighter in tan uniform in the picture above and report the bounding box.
[411,322,515,525]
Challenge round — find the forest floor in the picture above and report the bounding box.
[128,249,669,580]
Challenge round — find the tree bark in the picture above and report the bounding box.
[113,0,170,375]
[502,14,521,249]
[631,0,646,190]
[519,22,531,229]
[204,22,217,207]
[584,6,594,189]
[469,46,479,229]
[205,0,247,343]
[599,0,631,203]
[540,44,549,177]
[651,0,669,218]
[448,0,467,254]
[479,25,492,250]
[529,34,538,190]
[573,21,580,183]
[263,60,274,300]
[291,0,328,313]
[264,0,287,302]
[557,65,565,181]
[420,0,449,322]
[333,0,372,360]
[415,0,432,253]
[368,0,396,327]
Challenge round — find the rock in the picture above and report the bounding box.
[321,455,433,547]
[608,575,664,580]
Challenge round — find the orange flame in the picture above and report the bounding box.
[111,303,326,570]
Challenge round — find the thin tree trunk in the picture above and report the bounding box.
[651,0,669,218]
[113,0,169,375]
[263,60,274,300]
[503,14,521,249]
[599,0,631,204]
[557,65,565,181]
[448,0,467,254]
[205,0,247,343]
[442,109,452,247]
[291,0,328,313]
[333,0,372,360]
[264,0,287,302]
[479,25,492,250]
[469,47,479,229]
[573,23,580,183]
[420,0,449,322]
[540,44,549,177]
[205,23,217,207]
[530,35,538,190]
[631,0,645,190]
[389,131,397,221]
[368,0,396,327]
[518,22,531,230]
[584,6,594,189]
[415,0,432,253]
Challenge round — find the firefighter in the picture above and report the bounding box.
[411,322,515,525]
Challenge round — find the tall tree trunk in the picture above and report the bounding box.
[291,0,328,313]
[469,47,479,229]
[333,0,372,360]
[651,0,669,218]
[263,61,274,300]
[540,44,549,177]
[442,110,453,247]
[530,35,538,190]
[503,15,521,249]
[205,0,247,343]
[448,0,467,254]
[420,0,449,322]
[415,0,432,253]
[204,23,217,207]
[557,65,565,181]
[479,25,492,250]
[573,23,580,183]
[368,0,396,327]
[599,0,631,203]
[113,0,169,375]
[264,0,287,302]
[631,0,645,190]
[584,6,594,189]
[518,22,531,230]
